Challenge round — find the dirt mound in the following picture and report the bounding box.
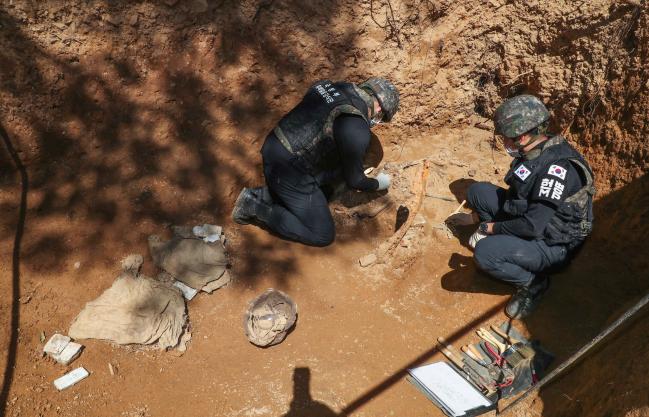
[420,0,649,193]
[0,1,648,417]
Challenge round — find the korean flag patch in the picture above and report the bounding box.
[514,164,531,181]
[548,164,567,180]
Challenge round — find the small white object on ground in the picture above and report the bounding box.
[203,234,221,243]
[44,334,83,365]
[192,224,222,243]
[364,166,375,175]
[359,253,378,267]
[54,342,83,365]
[53,367,89,391]
[173,281,198,300]
[44,334,71,356]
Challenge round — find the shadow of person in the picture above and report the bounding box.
[394,205,409,231]
[443,220,475,249]
[448,178,478,202]
[282,368,337,417]
[440,253,511,295]
[444,178,480,248]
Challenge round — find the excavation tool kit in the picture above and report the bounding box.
[407,323,553,417]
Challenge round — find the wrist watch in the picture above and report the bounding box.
[479,222,489,234]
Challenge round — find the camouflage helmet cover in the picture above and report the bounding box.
[359,77,400,122]
[494,95,550,138]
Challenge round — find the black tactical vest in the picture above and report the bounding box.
[273,80,370,175]
[503,136,596,249]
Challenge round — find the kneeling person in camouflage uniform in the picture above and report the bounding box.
[232,78,399,247]
[467,95,595,319]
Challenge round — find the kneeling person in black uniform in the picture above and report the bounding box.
[232,78,399,247]
[467,95,595,319]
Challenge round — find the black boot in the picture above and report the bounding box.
[505,275,550,319]
[232,188,274,225]
[249,186,273,205]
[232,188,258,225]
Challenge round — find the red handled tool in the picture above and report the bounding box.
[484,341,505,367]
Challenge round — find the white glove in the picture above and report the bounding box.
[375,172,391,191]
[468,228,488,249]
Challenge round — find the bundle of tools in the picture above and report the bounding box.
[437,323,553,401]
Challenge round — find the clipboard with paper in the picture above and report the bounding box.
[407,361,496,417]
[407,324,554,416]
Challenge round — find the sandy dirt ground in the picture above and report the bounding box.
[1,1,648,417]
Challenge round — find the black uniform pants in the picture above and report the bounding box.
[260,134,335,247]
[467,182,570,287]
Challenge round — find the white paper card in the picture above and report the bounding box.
[53,342,83,365]
[53,367,89,391]
[43,334,71,356]
[409,362,490,416]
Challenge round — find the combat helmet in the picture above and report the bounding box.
[244,289,297,347]
[359,77,400,122]
[494,95,550,138]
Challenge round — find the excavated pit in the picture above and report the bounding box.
[0,1,648,416]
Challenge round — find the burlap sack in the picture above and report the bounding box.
[69,255,187,349]
[148,229,228,290]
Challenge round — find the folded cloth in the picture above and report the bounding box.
[69,255,187,350]
[148,228,228,290]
